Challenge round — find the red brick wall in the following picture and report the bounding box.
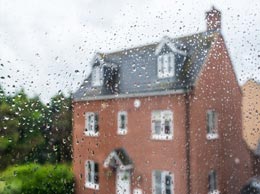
[188,34,252,194]
[73,95,188,194]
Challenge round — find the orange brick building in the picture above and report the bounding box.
[242,80,260,176]
[73,7,252,194]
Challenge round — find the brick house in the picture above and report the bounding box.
[73,7,252,194]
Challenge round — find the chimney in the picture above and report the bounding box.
[206,6,221,31]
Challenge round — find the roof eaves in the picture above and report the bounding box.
[155,36,187,56]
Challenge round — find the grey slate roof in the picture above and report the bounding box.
[74,31,218,101]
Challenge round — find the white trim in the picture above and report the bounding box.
[103,151,133,170]
[206,133,219,140]
[84,131,99,137]
[133,188,143,194]
[206,110,218,140]
[74,89,188,102]
[155,37,187,56]
[85,160,99,190]
[208,190,220,194]
[152,134,173,140]
[157,54,175,79]
[151,110,174,140]
[84,112,99,137]
[85,182,99,190]
[91,66,103,87]
[104,151,117,168]
[116,170,131,194]
[119,164,133,171]
[152,170,174,194]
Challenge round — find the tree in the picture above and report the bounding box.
[46,93,72,163]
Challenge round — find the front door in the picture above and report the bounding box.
[116,170,130,194]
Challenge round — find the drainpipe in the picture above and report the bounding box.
[185,91,191,194]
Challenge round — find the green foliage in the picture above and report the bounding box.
[0,87,72,169]
[0,163,74,194]
[47,93,72,162]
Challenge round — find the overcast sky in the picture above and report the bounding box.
[0,0,259,102]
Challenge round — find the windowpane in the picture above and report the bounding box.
[92,66,102,86]
[85,112,99,136]
[118,111,127,134]
[207,110,217,134]
[94,163,99,184]
[154,171,162,194]
[158,56,163,76]
[94,113,99,133]
[85,160,99,189]
[157,54,175,78]
[120,115,125,128]
[164,120,170,134]
[152,110,173,139]
[87,161,92,183]
[209,170,217,192]
[86,113,94,132]
[154,121,161,134]
[165,175,172,194]
[153,171,173,194]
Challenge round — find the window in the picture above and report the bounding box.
[85,112,99,136]
[151,110,173,140]
[157,54,175,78]
[153,170,173,194]
[92,66,103,86]
[206,110,218,140]
[208,170,219,194]
[117,111,127,135]
[85,160,99,190]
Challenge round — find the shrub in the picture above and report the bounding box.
[0,163,74,194]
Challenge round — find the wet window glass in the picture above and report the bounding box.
[0,1,259,194]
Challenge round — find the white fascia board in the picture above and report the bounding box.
[103,151,117,168]
[155,37,187,56]
[103,151,123,168]
[119,164,133,170]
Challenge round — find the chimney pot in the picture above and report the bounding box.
[206,6,221,31]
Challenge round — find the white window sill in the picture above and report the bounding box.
[117,129,127,135]
[152,134,173,140]
[158,74,174,79]
[206,133,219,140]
[92,84,102,87]
[85,182,99,190]
[84,131,99,137]
[208,190,220,194]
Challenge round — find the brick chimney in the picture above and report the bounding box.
[206,6,221,31]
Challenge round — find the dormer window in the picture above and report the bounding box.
[92,66,103,87]
[157,54,175,78]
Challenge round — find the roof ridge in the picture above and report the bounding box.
[97,30,220,58]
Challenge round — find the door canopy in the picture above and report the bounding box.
[104,148,133,170]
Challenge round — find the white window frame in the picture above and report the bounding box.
[157,53,175,78]
[92,66,103,87]
[85,160,99,190]
[151,110,173,140]
[84,112,99,136]
[152,170,174,194]
[206,110,219,140]
[117,111,128,135]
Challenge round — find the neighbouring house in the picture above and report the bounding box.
[73,7,252,194]
[242,79,260,175]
